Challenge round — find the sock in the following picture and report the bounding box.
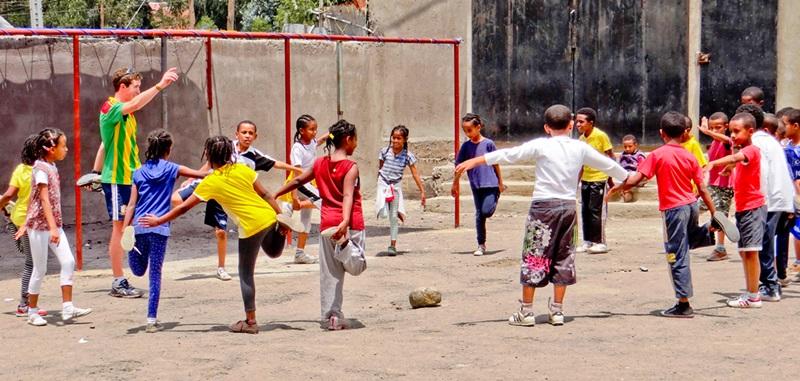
[113,277,125,286]
[295,249,304,255]
[147,317,157,324]
[28,307,39,316]
[550,302,563,313]
[715,244,726,251]
[747,292,760,300]
[519,300,533,313]
[62,301,73,311]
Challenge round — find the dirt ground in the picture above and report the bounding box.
[0,202,798,380]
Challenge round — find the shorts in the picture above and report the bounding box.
[735,205,767,251]
[177,179,228,230]
[102,183,131,221]
[706,185,733,215]
[519,199,577,288]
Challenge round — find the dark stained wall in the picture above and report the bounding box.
[473,0,688,143]
[700,0,778,117]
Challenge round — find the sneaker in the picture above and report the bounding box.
[146,321,164,333]
[575,242,591,253]
[294,251,319,264]
[320,227,348,246]
[121,225,136,252]
[27,313,47,326]
[706,248,729,261]
[62,306,92,321]
[387,246,398,257]
[726,294,762,308]
[508,306,536,326]
[711,211,740,243]
[276,213,305,233]
[216,267,232,281]
[587,243,609,254]
[548,299,564,326]
[473,245,486,256]
[327,315,346,330]
[109,278,144,298]
[778,277,791,287]
[76,172,103,192]
[660,302,694,318]
[760,287,781,302]
[15,305,47,317]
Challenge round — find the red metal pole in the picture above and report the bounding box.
[453,44,460,228]
[72,36,83,270]
[284,38,292,245]
[205,37,212,110]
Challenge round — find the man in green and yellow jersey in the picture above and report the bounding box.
[576,107,616,254]
[98,67,178,298]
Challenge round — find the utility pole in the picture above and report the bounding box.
[100,0,105,28]
[29,0,43,28]
[227,0,235,30]
[188,0,195,28]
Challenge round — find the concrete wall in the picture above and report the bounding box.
[777,0,800,109]
[0,1,471,226]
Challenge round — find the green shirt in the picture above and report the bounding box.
[99,96,140,184]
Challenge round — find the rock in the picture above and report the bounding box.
[409,287,441,308]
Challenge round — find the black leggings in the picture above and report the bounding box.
[238,223,286,312]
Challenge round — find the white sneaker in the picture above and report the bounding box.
[548,298,564,326]
[276,213,305,233]
[575,242,591,253]
[121,225,136,252]
[216,267,232,281]
[294,251,319,264]
[62,306,92,321]
[587,243,609,254]
[726,294,762,308]
[508,307,536,326]
[28,313,47,326]
[473,245,486,256]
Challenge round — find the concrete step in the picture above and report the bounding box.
[426,195,663,219]
[432,164,536,183]
[437,180,534,197]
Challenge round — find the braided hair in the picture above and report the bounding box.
[325,119,357,155]
[34,128,65,160]
[144,129,173,161]
[387,125,409,151]
[294,114,316,143]
[203,135,234,168]
[21,134,38,166]
[462,113,483,128]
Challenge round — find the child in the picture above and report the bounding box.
[280,115,327,264]
[617,135,646,202]
[16,129,92,326]
[610,111,738,318]
[275,119,367,330]
[737,104,793,302]
[376,125,426,256]
[698,112,734,261]
[173,120,302,280]
[0,135,48,318]
[456,104,628,326]
[706,113,767,308]
[781,109,800,284]
[451,113,505,256]
[122,130,208,333]
[681,117,708,167]
[576,107,615,254]
[140,136,301,334]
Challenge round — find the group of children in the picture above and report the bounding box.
[6,67,800,333]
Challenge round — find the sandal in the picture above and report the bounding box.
[229,320,259,334]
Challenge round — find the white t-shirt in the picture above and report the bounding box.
[484,135,628,201]
[291,141,317,170]
[752,130,794,212]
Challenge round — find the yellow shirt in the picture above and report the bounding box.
[681,136,708,166]
[8,164,32,227]
[194,163,276,238]
[579,127,614,182]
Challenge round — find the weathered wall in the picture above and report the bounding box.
[777,0,800,109]
[0,0,470,225]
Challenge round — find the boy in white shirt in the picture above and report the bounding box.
[455,105,628,326]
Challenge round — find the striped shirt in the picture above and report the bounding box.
[99,97,140,185]
[378,146,416,184]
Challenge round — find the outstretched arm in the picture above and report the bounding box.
[178,166,210,179]
[139,194,201,227]
[121,68,179,115]
[699,117,733,144]
[273,160,304,173]
[0,186,19,215]
[254,180,282,213]
[275,167,315,198]
[705,151,747,170]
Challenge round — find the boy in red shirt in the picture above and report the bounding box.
[706,112,767,308]
[609,111,739,318]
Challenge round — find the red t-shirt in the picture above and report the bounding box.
[732,144,766,212]
[314,156,365,231]
[637,143,703,211]
[707,140,732,188]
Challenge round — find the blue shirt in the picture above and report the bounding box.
[785,142,800,181]
[378,146,417,184]
[132,159,180,236]
[455,138,499,189]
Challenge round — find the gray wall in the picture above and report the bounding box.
[0,0,471,225]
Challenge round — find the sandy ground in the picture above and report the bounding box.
[0,202,799,380]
